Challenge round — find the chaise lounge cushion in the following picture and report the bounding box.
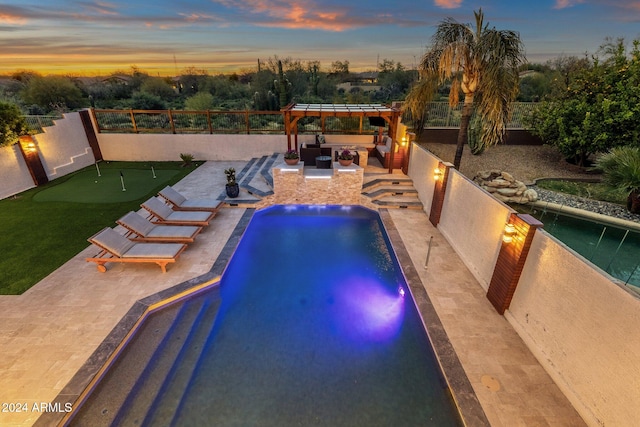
[117,211,201,242]
[141,197,214,226]
[158,186,222,211]
[89,227,184,259]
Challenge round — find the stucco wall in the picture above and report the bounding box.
[506,231,640,427]
[438,170,511,289]
[96,133,287,162]
[33,112,94,179]
[0,144,35,199]
[407,143,438,214]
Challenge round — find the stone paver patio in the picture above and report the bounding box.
[0,160,585,426]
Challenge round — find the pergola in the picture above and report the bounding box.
[282,103,403,173]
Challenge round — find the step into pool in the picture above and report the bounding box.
[70,205,463,426]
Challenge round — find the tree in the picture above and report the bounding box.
[0,101,29,147]
[526,38,640,166]
[128,92,166,110]
[140,77,175,102]
[375,59,417,102]
[405,9,526,169]
[178,67,209,97]
[20,75,86,113]
[595,146,640,213]
[185,92,215,110]
[329,60,350,81]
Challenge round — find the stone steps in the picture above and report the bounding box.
[220,154,278,207]
[219,156,423,210]
[361,176,423,209]
[70,289,223,426]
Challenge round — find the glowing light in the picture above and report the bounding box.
[434,167,443,180]
[398,286,405,297]
[503,223,517,243]
[335,277,405,342]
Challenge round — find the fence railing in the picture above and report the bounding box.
[422,102,534,128]
[24,103,537,135]
[24,115,62,133]
[92,109,287,134]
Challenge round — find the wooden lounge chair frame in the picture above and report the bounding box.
[141,197,215,227]
[117,211,203,243]
[158,186,222,212]
[86,227,187,273]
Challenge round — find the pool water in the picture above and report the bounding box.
[533,209,640,288]
[73,205,463,426]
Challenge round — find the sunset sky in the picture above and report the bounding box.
[1,0,639,76]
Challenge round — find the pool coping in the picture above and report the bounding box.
[39,206,488,426]
[379,209,490,427]
[35,209,254,427]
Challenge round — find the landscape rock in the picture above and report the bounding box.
[473,171,538,204]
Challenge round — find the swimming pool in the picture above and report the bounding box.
[71,205,463,426]
[529,207,640,288]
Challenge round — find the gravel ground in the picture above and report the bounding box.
[419,142,640,223]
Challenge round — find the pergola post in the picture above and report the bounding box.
[282,103,402,171]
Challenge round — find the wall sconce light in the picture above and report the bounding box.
[434,167,443,181]
[401,136,407,147]
[503,223,517,243]
[26,143,37,153]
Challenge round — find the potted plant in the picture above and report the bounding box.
[225,167,239,198]
[338,149,354,167]
[284,149,299,165]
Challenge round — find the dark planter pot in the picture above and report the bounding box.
[226,183,240,198]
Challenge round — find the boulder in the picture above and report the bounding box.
[472,171,537,204]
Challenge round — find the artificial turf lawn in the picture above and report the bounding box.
[0,161,201,295]
[34,166,179,203]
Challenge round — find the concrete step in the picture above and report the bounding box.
[144,289,222,426]
[362,177,414,192]
[220,154,278,206]
[112,297,210,426]
[364,186,418,201]
[69,302,187,425]
[373,195,423,209]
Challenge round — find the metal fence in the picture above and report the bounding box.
[422,102,534,128]
[24,115,62,133]
[92,109,286,134]
[24,103,537,135]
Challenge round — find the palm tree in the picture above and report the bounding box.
[406,9,526,169]
[594,146,640,213]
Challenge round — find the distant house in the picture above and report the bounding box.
[337,71,380,93]
[101,75,132,85]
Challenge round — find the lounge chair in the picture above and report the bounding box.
[86,227,187,273]
[141,197,215,226]
[117,211,203,243]
[158,186,222,212]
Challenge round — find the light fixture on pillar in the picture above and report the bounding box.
[401,136,407,147]
[434,167,443,181]
[26,142,37,153]
[503,223,517,243]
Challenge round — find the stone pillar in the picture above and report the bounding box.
[429,161,453,226]
[486,213,544,314]
[17,135,48,186]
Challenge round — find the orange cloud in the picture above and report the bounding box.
[0,12,28,25]
[214,0,357,31]
[434,0,463,8]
